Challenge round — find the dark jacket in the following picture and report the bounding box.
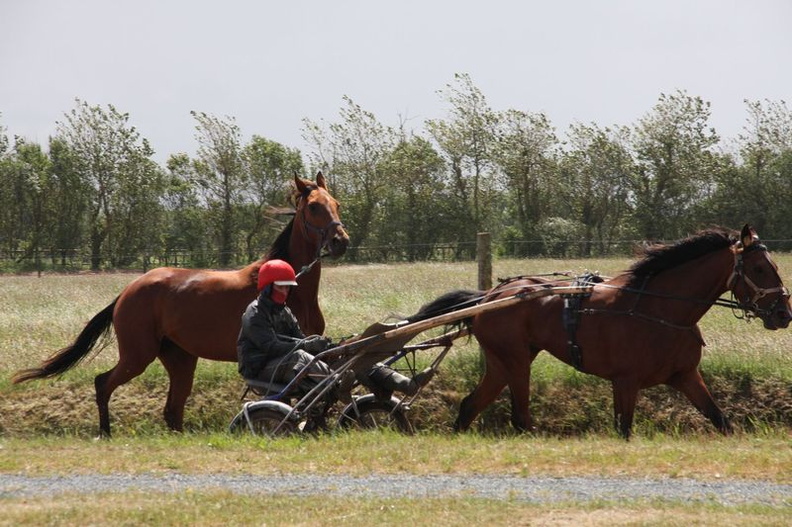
[237,294,306,379]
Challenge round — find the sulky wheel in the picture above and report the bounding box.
[337,395,413,434]
[229,405,299,437]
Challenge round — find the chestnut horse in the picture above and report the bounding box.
[412,225,791,438]
[13,172,349,436]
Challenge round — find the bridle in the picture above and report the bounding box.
[726,242,790,321]
[294,186,345,279]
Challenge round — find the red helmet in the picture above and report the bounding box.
[257,259,298,291]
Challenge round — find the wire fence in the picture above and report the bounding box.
[4,237,792,274]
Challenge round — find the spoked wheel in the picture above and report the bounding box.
[338,395,413,434]
[229,405,299,437]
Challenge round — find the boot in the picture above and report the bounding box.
[334,370,356,404]
[410,367,435,393]
[303,395,333,433]
[303,406,326,433]
[367,365,435,399]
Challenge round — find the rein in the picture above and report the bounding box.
[433,245,786,330]
[577,242,789,328]
[294,253,325,280]
[580,282,738,327]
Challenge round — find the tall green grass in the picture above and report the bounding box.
[2,256,792,437]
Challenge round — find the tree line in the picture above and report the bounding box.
[1,73,791,272]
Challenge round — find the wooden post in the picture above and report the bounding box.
[477,232,492,291]
[476,232,492,373]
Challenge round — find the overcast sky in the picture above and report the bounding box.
[1,0,790,163]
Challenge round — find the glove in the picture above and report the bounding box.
[301,335,330,353]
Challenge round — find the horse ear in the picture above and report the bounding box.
[315,171,327,189]
[293,173,308,194]
[741,224,758,248]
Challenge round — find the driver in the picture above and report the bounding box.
[237,259,433,401]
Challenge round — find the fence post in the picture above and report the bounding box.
[475,232,492,374]
[477,232,492,291]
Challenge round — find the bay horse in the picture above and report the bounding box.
[412,225,791,438]
[12,172,349,437]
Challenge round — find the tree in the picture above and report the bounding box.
[426,74,499,247]
[376,134,447,260]
[708,99,792,239]
[628,90,720,240]
[0,114,8,156]
[105,149,165,267]
[740,99,792,158]
[560,123,633,255]
[188,111,245,267]
[163,153,212,266]
[12,139,54,271]
[0,134,17,254]
[303,96,397,252]
[48,138,89,268]
[0,117,19,255]
[240,136,304,260]
[55,99,162,270]
[0,139,46,261]
[492,109,558,253]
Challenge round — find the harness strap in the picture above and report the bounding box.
[561,272,603,371]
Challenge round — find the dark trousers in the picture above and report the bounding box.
[257,349,331,392]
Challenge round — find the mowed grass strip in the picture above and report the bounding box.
[3,491,790,527]
[2,491,790,527]
[1,432,791,482]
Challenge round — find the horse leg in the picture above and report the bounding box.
[507,380,535,432]
[94,349,158,437]
[92,318,163,437]
[507,345,542,432]
[158,344,198,432]
[611,378,639,440]
[454,356,508,432]
[94,369,114,437]
[668,369,732,434]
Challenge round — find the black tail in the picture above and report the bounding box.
[406,289,486,330]
[12,298,118,383]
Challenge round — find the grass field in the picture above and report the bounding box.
[1,257,791,525]
[2,257,791,437]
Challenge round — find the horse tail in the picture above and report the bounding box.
[406,289,486,330]
[12,297,118,384]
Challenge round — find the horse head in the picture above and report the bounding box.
[729,224,792,330]
[293,171,349,259]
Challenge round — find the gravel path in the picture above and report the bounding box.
[2,473,791,506]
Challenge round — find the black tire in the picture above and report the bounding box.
[338,397,413,434]
[229,406,298,436]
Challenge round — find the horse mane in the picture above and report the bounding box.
[265,217,294,261]
[263,180,320,261]
[627,227,737,287]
